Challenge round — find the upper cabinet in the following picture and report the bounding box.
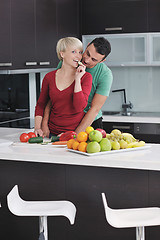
[56,0,79,39]
[80,0,160,35]
[148,0,160,32]
[0,1,12,68]
[35,0,57,68]
[149,34,160,65]
[82,33,160,66]
[11,0,36,69]
[80,0,148,35]
[0,0,79,70]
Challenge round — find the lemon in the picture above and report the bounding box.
[85,126,94,134]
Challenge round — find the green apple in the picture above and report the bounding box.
[87,141,101,153]
[96,128,106,138]
[100,138,111,151]
[89,130,102,142]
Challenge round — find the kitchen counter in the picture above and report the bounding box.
[102,112,160,123]
[1,127,160,171]
[1,127,160,240]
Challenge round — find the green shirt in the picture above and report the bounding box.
[57,61,113,121]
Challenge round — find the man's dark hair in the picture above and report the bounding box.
[89,37,111,60]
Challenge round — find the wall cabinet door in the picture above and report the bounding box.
[148,0,160,32]
[148,34,160,65]
[0,1,12,69]
[82,33,147,66]
[11,0,36,69]
[56,0,79,39]
[0,0,79,70]
[36,0,58,68]
[80,0,148,35]
[36,0,80,68]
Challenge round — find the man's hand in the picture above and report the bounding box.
[75,93,107,134]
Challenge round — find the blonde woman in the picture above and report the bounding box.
[34,37,92,136]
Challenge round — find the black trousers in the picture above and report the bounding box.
[91,117,103,129]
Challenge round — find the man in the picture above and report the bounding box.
[42,37,113,136]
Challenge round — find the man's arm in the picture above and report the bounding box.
[41,100,52,137]
[75,93,107,134]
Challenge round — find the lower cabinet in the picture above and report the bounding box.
[103,121,160,143]
[0,160,160,240]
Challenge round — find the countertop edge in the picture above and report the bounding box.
[102,115,160,123]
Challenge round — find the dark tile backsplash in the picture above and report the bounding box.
[0,74,29,110]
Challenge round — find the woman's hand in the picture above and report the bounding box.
[41,122,50,138]
[75,64,86,81]
[34,128,44,137]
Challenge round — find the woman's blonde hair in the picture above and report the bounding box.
[56,37,83,61]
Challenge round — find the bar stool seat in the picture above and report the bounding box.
[7,185,76,240]
[102,192,160,240]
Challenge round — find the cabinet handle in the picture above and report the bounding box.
[25,62,37,66]
[39,62,50,66]
[112,125,131,130]
[0,63,12,67]
[105,27,122,31]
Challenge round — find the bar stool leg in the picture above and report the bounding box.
[39,216,48,240]
[136,226,145,240]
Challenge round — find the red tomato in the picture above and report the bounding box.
[20,133,30,142]
[28,132,36,138]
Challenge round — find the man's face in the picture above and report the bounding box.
[82,43,106,68]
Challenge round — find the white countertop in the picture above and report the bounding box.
[0,128,160,171]
[0,127,160,171]
[102,115,160,124]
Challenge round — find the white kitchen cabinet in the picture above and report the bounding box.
[149,34,160,65]
[82,33,160,66]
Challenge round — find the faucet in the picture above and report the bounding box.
[112,89,133,116]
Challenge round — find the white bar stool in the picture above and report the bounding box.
[102,192,160,240]
[7,185,76,240]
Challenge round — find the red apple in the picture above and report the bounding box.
[96,128,106,138]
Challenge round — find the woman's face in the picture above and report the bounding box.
[61,46,83,68]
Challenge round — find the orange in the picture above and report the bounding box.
[67,139,75,149]
[72,140,80,150]
[85,126,94,134]
[78,142,88,152]
[77,131,88,142]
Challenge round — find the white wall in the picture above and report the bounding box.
[102,66,160,113]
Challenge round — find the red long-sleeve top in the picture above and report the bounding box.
[35,70,92,135]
